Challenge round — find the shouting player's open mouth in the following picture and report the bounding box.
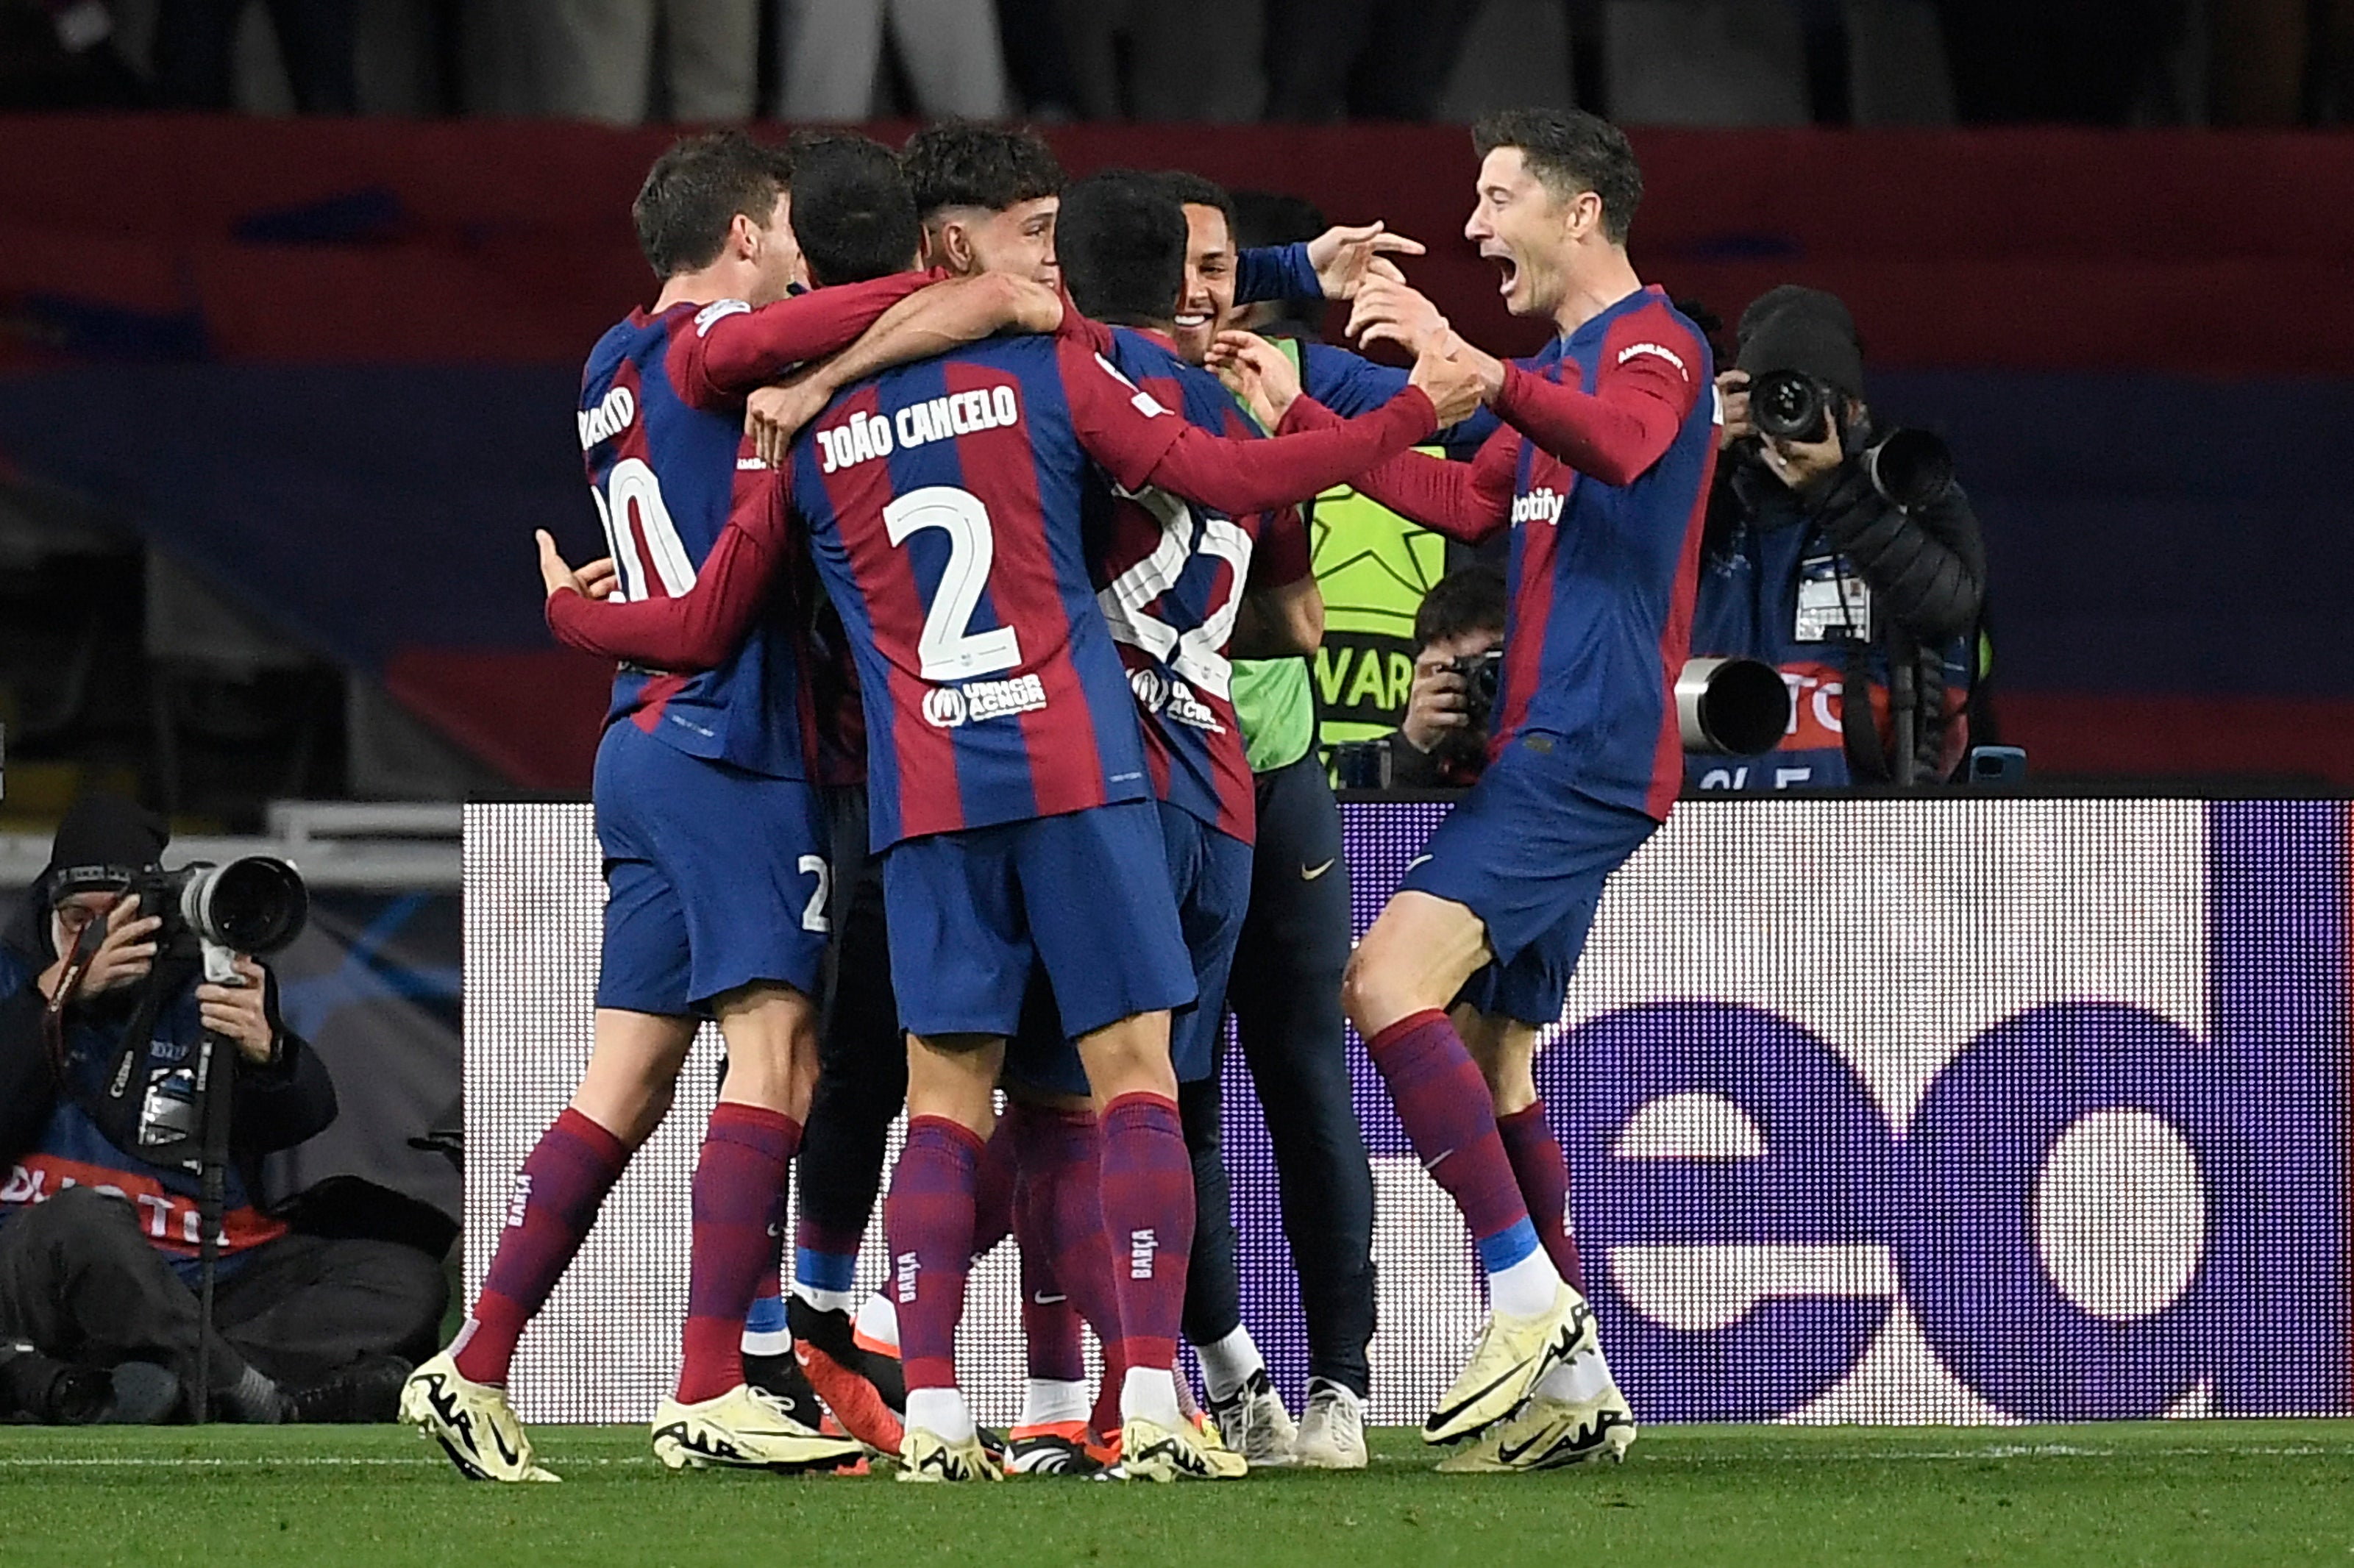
[1481,240,1521,304]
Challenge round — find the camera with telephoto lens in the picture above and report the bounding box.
[129,857,310,964]
[1446,649,1504,728]
[1747,370,1955,511]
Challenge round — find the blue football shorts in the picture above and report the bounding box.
[881,798,1196,1042]
[593,720,831,1015]
[1004,802,1251,1097]
[1402,730,1660,1027]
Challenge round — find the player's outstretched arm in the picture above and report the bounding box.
[1069,333,1479,518]
[1230,577,1323,659]
[747,273,1063,466]
[540,505,785,671]
[1210,328,1499,455]
[672,271,939,406]
[1281,396,1518,544]
[1234,223,1423,306]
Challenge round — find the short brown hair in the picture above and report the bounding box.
[1472,108,1643,245]
[631,132,794,279]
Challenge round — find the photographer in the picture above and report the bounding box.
[1387,566,1508,790]
[1695,286,1986,791]
[0,795,444,1424]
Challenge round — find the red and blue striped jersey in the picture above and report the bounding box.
[574,275,934,779]
[580,301,812,779]
[1320,285,1717,821]
[1084,322,1312,847]
[1488,288,1717,819]
[788,332,1195,848]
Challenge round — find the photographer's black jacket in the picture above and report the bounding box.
[1688,447,1985,791]
[0,889,336,1268]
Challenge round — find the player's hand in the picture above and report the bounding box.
[196,955,277,1065]
[747,371,831,468]
[1347,276,1448,357]
[1305,221,1426,300]
[1401,653,1470,752]
[1407,331,1486,429]
[1208,329,1303,430]
[536,530,617,602]
[1717,369,1752,449]
[47,894,162,1000]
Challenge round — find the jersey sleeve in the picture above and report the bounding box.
[545,470,794,670]
[666,272,936,408]
[1055,305,1118,357]
[1282,395,1519,543]
[1137,386,1437,516]
[1302,341,1502,459]
[1057,331,1198,489]
[1235,243,1319,306]
[1492,318,1704,486]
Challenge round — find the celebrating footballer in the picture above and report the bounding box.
[408,103,1708,1485]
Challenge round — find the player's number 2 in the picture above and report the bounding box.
[797,854,831,935]
[883,486,1023,683]
[591,457,697,602]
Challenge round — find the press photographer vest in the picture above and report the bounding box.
[0,957,285,1276]
[1687,488,1973,792]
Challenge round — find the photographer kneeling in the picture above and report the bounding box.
[1385,566,1508,791]
[1693,286,1986,791]
[0,797,444,1424]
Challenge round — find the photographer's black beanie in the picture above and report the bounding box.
[40,794,170,905]
[1735,285,1866,402]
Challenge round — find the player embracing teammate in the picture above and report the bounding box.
[419,106,1708,1484]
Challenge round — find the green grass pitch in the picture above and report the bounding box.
[3,1422,2350,1567]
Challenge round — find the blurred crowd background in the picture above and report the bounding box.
[7,0,2352,128]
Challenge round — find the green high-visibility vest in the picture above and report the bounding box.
[1227,339,1448,770]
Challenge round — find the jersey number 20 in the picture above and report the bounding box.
[883,486,1023,682]
[591,457,697,603]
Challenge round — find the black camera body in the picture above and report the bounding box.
[1446,649,1504,728]
[128,857,309,972]
[1747,370,1955,513]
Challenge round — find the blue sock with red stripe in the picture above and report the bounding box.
[1367,1010,1560,1317]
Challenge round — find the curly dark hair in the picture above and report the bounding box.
[901,122,1064,218]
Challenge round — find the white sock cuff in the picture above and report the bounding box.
[789,1280,859,1315]
[740,1327,794,1357]
[1120,1366,1182,1428]
[905,1387,976,1444]
[1021,1378,1089,1428]
[1487,1248,1562,1319]
[1194,1324,1265,1403]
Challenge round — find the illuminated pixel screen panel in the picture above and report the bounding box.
[463,799,2349,1425]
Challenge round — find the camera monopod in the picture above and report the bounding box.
[188,940,243,1425]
